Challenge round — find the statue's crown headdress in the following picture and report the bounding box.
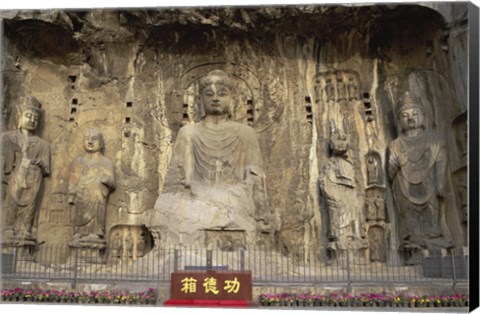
[20,96,42,113]
[395,91,424,117]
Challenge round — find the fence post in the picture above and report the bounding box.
[12,247,18,273]
[174,249,180,271]
[72,248,78,289]
[450,248,457,292]
[346,250,352,293]
[240,249,245,271]
[206,250,212,270]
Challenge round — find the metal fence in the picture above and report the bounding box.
[1,244,468,289]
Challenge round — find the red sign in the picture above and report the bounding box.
[170,270,252,300]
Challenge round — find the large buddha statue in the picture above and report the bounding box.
[151,70,273,247]
[387,92,457,259]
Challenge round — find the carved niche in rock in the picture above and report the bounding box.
[68,128,116,251]
[319,131,366,255]
[108,225,152,263]
[365,151,383,187]
[147,70,275,248]
[367,225,387,263]
[1,97,51,250]
[365,186,386,222]
[365,187,389,263]
[313,71,360,105]
[387,91,455,263]
[170,62,284,133]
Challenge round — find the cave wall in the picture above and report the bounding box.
[0,4,469,258]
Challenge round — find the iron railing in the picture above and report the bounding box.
[1,244,468,290]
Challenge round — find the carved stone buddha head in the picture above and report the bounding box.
[198,70,234,118]
[396,92,426,133]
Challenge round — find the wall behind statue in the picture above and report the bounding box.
[0,4,468,260]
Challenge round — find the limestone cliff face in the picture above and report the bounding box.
[1,4,468,256]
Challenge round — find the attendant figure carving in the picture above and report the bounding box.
[320,131,363,250]
[68,129,116,245]
[325,79,335,102]
[152,70,274,246]
[1,97,51,244]
[366,152,382,186]
[387,92,454,257]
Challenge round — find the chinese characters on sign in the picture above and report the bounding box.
[181,277,197,293]
[181,276,241,295]
[171,271,252,300]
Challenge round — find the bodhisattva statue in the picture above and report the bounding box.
[68,128,116,246]
[152,70,273,247]
[387,92,453,257]
[1,97,51,244]
[320,131,364,251]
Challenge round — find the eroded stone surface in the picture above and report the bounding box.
[0,4,469,265]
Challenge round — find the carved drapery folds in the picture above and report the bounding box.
[387,91,460,264]
[147,69,276,249]
[1,97,51,258]
[320,131,367,259]
[67,129,116,260]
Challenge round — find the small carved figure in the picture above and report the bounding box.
[336,79,347,101]
[153,70,274,246]
[365,188,386,221]
[366,154,378,185]
[368,226,386,262]
[1,97,51,243]
[320,131,363,248]
[325,78,335,102]
[366,152,382,186]
[111,230,123,259]
[125,231,134,258]
[136,232,146,258]
[347,77,358,101]
[387,92,454,255]
[68,129,116,243]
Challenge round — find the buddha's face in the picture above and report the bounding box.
[398,107,424,132]
[19,109,40,132]
[201,79,232,116]
[84,130,103,153]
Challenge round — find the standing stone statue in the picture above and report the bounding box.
[366,152,382,186]
[1,97,51,245]
[387,92,454,259]
[151,70,273,247]
[68,128,116,246]
[320,131,364,252]
[325,78,335,102]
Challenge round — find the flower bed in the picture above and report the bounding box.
[1,288,157,305]
[258,292,469,308]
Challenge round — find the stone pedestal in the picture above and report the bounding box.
[69,238,107,264]
[1,236,36,261]
[403,245,428,265]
